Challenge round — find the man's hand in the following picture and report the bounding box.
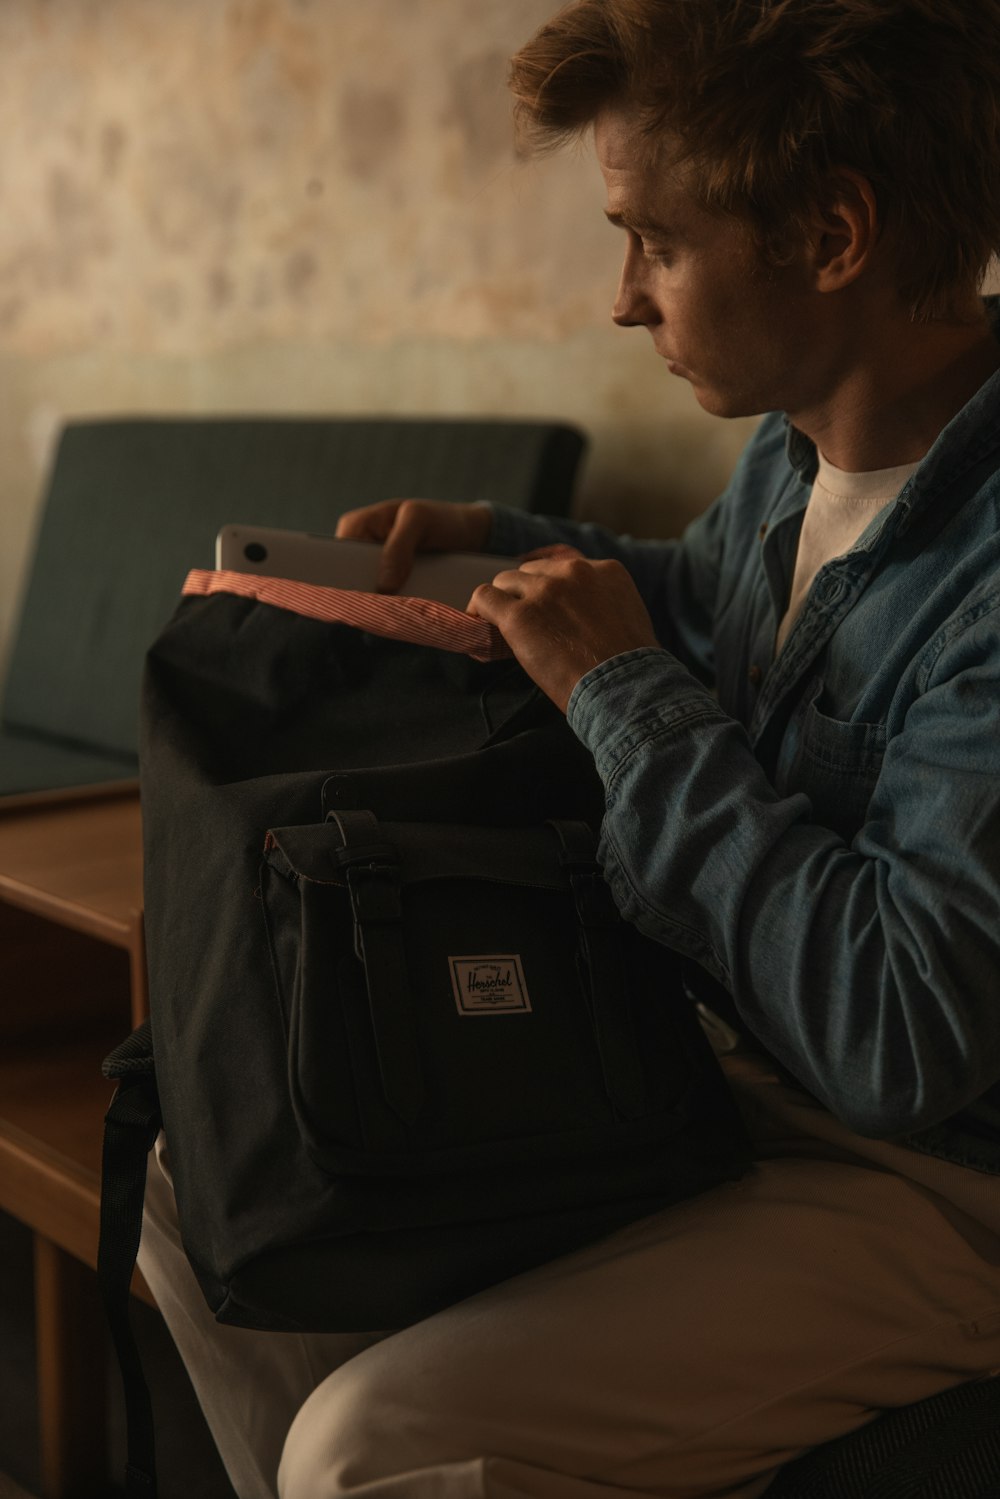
[336,499,493,592]
[469,555,660,713]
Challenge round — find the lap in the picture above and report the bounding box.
[278,1147,1000,1498]
[141,1047,1000,1499]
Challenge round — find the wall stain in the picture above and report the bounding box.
[207,267,236,309]
[100,121,127,179]
[0,298,25,332]
[228,0,322,98]
[284,249,317,298]
[338,83,405,181]
[48,165,90,227]
[446,49,514,176]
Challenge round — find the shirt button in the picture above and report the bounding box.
[758,523,768,541]
[748,664,763,686]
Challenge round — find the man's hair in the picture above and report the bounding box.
[509,0,1000,319]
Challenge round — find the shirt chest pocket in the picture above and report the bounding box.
[775,680,887,842]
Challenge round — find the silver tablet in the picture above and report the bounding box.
[215,524,519,611]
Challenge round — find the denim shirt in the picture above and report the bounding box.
[487,349,1000,1175]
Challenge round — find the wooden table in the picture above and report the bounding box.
[0,783,151,1498]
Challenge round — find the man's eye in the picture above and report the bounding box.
[643,245,672,263]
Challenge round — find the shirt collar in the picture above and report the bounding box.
[782,295,1000,509]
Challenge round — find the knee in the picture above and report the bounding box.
[277,1354,395,1498]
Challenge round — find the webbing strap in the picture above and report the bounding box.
[548,821,646,1119]
[330,811,426,1125]
[98,1047,162,1497]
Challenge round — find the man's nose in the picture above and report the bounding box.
[611,240,657,328]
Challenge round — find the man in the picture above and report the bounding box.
[139,2,1000,1494]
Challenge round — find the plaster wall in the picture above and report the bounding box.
[0,0,759,672]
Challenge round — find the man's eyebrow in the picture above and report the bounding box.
[603,207,668,236]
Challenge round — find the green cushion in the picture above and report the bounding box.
[0,727,137,794]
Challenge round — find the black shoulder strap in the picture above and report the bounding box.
[98,1020,162,1497]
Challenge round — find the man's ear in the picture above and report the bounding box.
[808,169,879,293]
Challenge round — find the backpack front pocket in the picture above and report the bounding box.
[261,814,698,1178]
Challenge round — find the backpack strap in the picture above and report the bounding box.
[548,821,647,1120]
[327,810,426,1125]
[99,1020,162,1497]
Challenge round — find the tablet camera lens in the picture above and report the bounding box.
[244,543,268,563]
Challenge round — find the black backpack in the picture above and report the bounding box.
[99,582,752,1494]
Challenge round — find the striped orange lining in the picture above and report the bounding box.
[181,569,512,662]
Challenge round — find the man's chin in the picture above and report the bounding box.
[666,360,716,405]
[661,359,756,418]
[688,380,763,421]
[687,379,730,416]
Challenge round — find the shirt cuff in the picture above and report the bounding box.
[567,646,725,776]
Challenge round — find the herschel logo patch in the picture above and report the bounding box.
[449,956,531,1015]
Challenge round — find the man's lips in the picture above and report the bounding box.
[650,340,689,377]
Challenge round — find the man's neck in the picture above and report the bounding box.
[790,301,1000,473]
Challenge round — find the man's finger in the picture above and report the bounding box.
[487,565,533,592]
[467,579,520,621]
[376,502,431,591]
[335,501,397,543]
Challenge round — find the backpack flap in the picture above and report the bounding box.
[261,811,732,1225]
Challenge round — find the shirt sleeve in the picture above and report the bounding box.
[567,619,1000,1142]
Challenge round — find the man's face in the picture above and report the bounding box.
[596,110,822,420]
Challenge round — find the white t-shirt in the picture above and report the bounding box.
[775,452,920,653]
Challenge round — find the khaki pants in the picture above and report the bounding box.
[138,1043,1000,1499]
